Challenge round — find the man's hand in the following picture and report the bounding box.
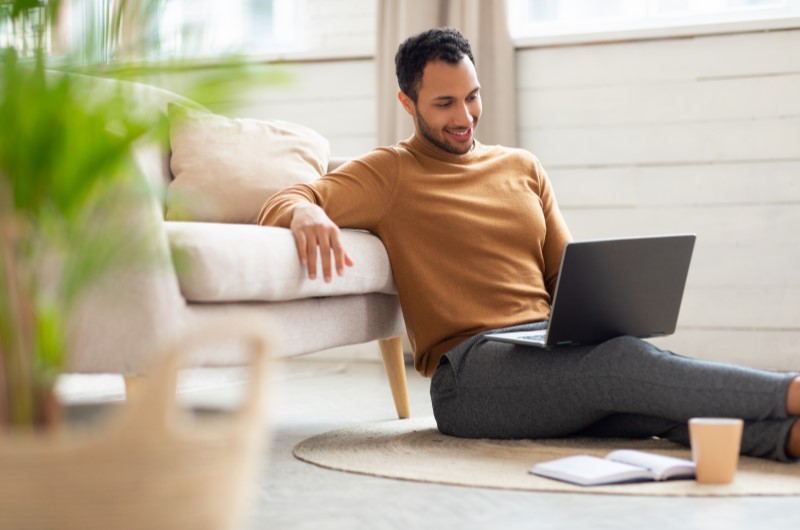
[290,203,355,282]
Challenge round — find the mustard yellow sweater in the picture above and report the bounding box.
[258,136,572,376]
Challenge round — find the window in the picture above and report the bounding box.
[138,0,376,61]
[156,0,299,59]
[1,0,376,63]
[0,2,51,57]
[507,0,800,43]
[154,0,376,60]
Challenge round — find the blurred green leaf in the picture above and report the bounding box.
[1,0,283,429]
[10,0,46,19]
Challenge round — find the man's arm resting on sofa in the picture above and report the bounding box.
[259,156,363,283]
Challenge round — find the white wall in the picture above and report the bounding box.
[216,60,377,158]
[127,59,377,158]
[304,0,376,53]
[517,29,800,369]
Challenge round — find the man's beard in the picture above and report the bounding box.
[415,107,475,155]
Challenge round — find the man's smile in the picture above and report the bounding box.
[446,127,473,142]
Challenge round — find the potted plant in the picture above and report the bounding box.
[0,0,162,429]
[0,2,273,528]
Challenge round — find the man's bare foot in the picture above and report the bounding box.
[787,377,800,416]
[788,419,800,459]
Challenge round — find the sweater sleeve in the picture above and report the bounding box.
[534,156,573,297]
[258,147,399,229]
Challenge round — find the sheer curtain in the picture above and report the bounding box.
[376,0,517,147]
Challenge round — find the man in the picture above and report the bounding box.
[259,28,800,461]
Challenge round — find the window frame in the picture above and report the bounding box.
[508,1,800,48]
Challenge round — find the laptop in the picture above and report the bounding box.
[484,234,696,348]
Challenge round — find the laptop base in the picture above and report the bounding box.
[484,330,553,348]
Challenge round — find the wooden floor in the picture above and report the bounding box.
[58,358,800,530]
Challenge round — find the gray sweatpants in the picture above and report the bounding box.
[430,322,798,461]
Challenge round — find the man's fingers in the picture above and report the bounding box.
[289,204,352,282]
[293,230,308,266]
[330,230,349,276]
[305,232,318,280]
[317,227,333,282]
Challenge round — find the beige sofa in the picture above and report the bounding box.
[65,76,409,418]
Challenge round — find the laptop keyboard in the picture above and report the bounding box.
[519,330,546,340]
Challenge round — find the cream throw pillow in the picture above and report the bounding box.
[166,104,330,223]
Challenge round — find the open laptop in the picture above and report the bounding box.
[484,234,696,348]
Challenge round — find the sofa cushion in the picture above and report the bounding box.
[166,105,330,224]
[166,222,396,302]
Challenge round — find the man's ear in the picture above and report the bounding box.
[397,90,415,117]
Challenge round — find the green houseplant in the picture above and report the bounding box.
[0,0,280,430]
[0,2,275,527]
[0,0,160,429]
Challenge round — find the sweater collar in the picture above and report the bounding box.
[406,134,484,164]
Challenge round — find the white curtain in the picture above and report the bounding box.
[376,0,517,147]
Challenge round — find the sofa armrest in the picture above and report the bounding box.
[67,153,187,374]
[166,223,396,303]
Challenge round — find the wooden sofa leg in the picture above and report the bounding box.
[378,337,410,419]
[124,375,144,400]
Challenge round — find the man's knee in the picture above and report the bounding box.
[599,335,671,359]
[584,335,679,377]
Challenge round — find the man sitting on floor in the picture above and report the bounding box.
[259,27,800,462]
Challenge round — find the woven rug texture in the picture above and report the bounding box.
[293,417,800,496]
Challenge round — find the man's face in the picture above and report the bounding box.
[400,56,482,155]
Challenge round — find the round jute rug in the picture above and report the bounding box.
[293,417,800,496]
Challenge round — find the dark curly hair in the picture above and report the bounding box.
[395,27,475,103]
